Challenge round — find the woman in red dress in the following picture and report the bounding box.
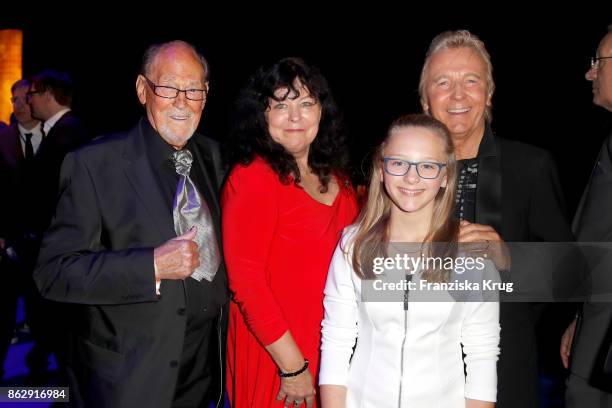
[222,57,358,408]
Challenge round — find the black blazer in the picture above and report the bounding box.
[571,128,612,392]
[472,124,574,408]
[0,113,88,260]
[0,123,25,241]
[0,113,89,387]
[34,118,228,408]
[36,111,89,235]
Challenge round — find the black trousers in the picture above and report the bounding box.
[0,256,19,380]
[172,310,217,407]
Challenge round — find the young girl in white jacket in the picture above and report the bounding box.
[319,114,501,408]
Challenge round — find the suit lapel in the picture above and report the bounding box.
[190,138,220,217]
[37,111,68,155]
[43,110,69,138]
[37,111,72,146]
[573,130,612,241]
[123,119,176,241]
[475,123,503,235]
[5,126,24,167]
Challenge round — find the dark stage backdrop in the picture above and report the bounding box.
[1,10,611,407]
[2,11,612,214]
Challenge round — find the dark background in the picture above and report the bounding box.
[1,9,612,406]
[2,10,612,214]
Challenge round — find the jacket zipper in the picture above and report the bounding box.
[398,273,410,407]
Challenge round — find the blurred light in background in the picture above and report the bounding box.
[0,29,23,124]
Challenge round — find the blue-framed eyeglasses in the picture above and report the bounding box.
[143,76,208,101]
[383,157,447,179]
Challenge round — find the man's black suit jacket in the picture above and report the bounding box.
[571,128,612,392]
[0,123,26,242]
[0,111,88,249]
[471,124,574,408]
[34,118,228,408]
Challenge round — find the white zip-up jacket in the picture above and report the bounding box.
[319,227,500,407]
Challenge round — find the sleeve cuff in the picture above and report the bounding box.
[465,387,497,403]
[318,371,348,386]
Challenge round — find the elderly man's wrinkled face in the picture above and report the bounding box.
[422,47,491,143]
[586,33,612,111]
[136,44,208,149]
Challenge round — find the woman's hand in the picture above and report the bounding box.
[265,331,316,407]
[277,369,316,407]
[459,220,510,271]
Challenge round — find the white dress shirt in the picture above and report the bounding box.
[43,108,71,136]
[18,122,43,156]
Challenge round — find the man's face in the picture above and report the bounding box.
[26,84,50,121]
[11,86,36,126]
[421,47,491,143]
[586,33,612,111]
[136,44,208,149]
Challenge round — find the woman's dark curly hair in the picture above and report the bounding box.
[229,57,349,192]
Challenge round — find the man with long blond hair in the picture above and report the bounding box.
[419,30,574,407]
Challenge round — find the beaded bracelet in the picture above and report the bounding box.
[279,359,309,378]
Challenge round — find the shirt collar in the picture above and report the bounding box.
[43,108,71,134]
[17,122,42,138]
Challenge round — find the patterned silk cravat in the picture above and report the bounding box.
[171,149,220,282]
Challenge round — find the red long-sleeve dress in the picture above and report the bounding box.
[222,157,358,407]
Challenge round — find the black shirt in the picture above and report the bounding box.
[455,158,478,223]
[141,120,217,405]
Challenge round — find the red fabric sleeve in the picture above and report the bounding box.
[222,159,289,345]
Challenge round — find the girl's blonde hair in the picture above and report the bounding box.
[351,114,459,281]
